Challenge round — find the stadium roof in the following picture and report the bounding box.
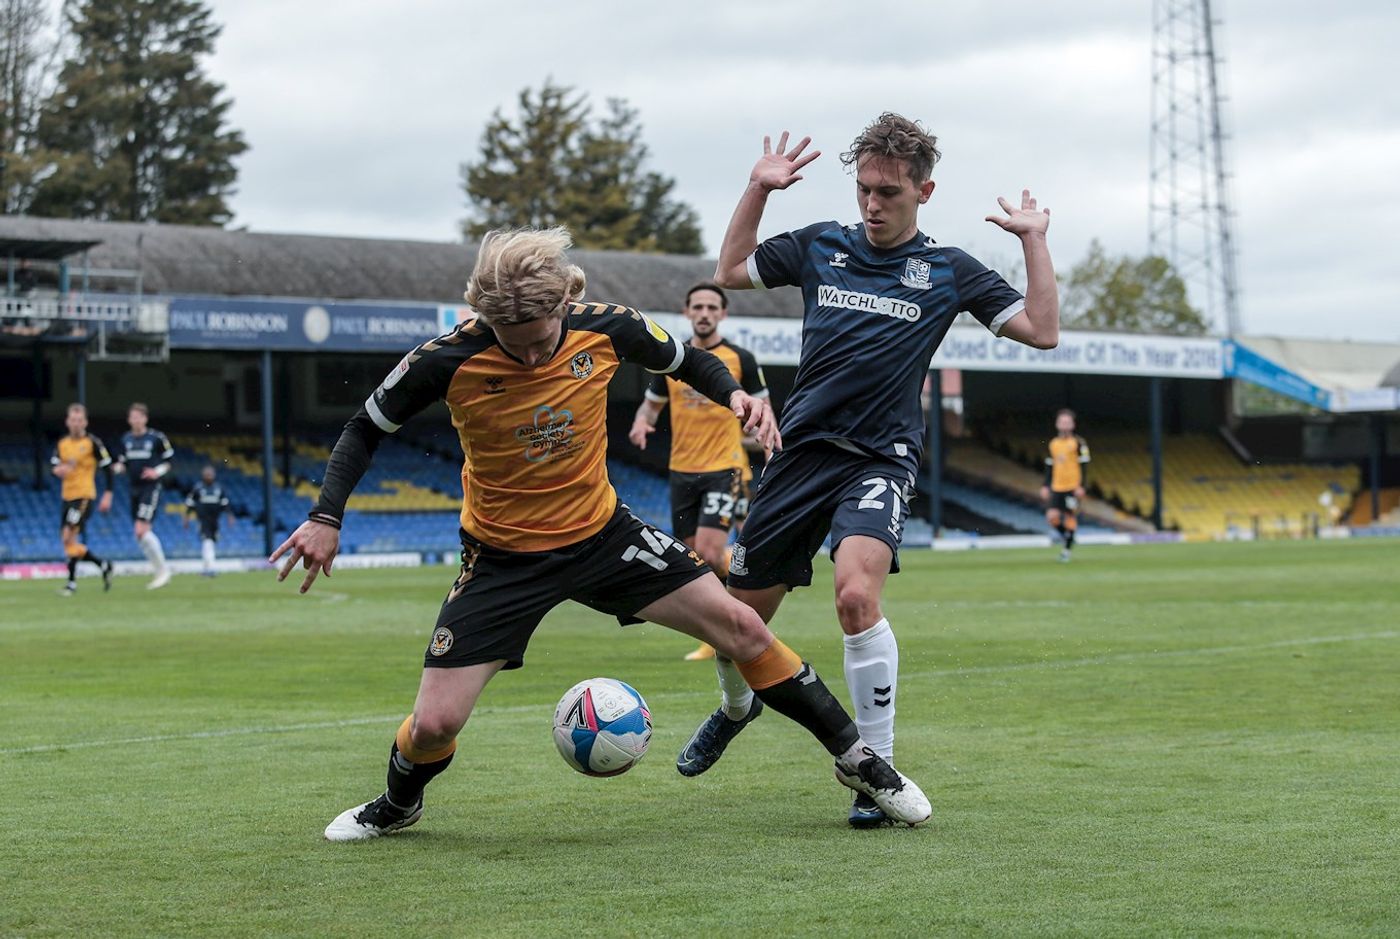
[0,215,804,318]
[1240,335,1400,391]
[0,234,102,261]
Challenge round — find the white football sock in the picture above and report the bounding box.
[201,538,216,571]
[843,618,898,766]
[140,530,167,573]
[715,655,755,720]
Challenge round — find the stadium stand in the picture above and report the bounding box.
[0,433,680,562]
[1346,487,1400,526]
[943,437,1147,534]
[990,427,1360,539]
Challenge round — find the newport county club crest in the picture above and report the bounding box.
[900,257,932,290]
[570,351,594,379]
[429,626,454,657]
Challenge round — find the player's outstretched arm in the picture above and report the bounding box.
[628,398,664,450]
[987,189,1059,350]
[271,411,385,593]
[714,132,820,289]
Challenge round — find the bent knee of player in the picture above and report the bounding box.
[698,544,728,571]
[410,709,467,749]
[711,601,772,662]
[834,582,881,634]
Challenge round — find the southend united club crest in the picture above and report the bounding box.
[429,626,454,657]
[900,257,932,290]
[570,351,594,379]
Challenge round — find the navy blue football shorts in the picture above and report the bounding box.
[727,441,914,591]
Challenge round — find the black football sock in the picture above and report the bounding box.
[738,641,860,757]
[1065,530,1076,550]
[385,718,456,809]
[83,549,105,569]
[66,558,78,582]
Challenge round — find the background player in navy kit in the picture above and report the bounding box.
[114,402,174,589]
[628,282,770,662]
[679,114,1061,827]
[185,465,235,576]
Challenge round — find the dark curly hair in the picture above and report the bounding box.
[840,112,941,183]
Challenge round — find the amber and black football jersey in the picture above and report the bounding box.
[51,434,113,501]
[1046,435,1091,492]
[644,339,767,475]
[362,303,692,553]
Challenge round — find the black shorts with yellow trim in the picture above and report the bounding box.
[130,483,161,523]
[669,468,743,540]
[61,498,93,532]
[1048,490,1080,514]
[728,441,914,592]
[426,504,711,670]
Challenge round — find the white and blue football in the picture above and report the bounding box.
[552,678,652,777]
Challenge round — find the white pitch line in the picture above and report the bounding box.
[4,630,1396,757]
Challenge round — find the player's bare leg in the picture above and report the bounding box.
[833,535,900,827]
[681,527,732,661]
[655,575,930,826]
[325,661,503,841]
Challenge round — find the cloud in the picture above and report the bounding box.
[194,0,1398,341]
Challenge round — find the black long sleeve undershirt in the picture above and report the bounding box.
[672,343,743,407]
[309,411,387,525]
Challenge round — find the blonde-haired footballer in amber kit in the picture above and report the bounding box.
[271,228,930,840]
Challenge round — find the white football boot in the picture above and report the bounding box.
[834,753,932,827]
[324,793,423,842]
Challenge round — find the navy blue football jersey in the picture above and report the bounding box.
[118,429,174,483]
[186,482,230,527]
[749,221,1023,473]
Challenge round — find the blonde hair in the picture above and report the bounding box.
[465,227,586,327]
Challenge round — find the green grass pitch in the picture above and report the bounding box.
[3,539,1398,937]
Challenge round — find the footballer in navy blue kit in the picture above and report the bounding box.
[185,465,234,576]
[677,114,1062,828]
[115,402,175,589]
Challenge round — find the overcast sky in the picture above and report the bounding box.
[184,0,1396,341]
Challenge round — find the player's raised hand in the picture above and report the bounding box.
[986,189,1051,237]
[627,419,655,450]
[270,518,341,594]
[730,392,782,452]
[751,131,821,192]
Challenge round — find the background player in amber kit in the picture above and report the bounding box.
[185,465,235,576]
[683,114,1060,828]
[1041,408,1090,562]
[628,282,770,661]
[51,403,115,594]
[271,227,930,841]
